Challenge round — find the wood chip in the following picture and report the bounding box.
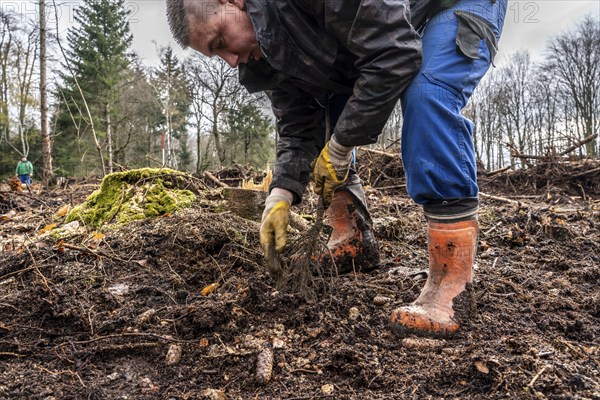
[348,307,360,320]
[165,344,182,365]
[136,309,157,325]
[202,388,227,400]
[401,338,445,350]
[255,342,274,385]
[321,384,334,395]
[373,296,391,306]
[474,361,489,374]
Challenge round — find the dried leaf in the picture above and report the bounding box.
[1,210,18,220]
[199,338,209,349]
[474,360,490,374]
[92,232,105,242]
[55,204,70,218]
[201,283,220,296]
[39,223,57,235]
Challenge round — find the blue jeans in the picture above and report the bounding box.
[18,174,31,185]
[401,0,507,206]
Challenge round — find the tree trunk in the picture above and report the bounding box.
[212,106,225,165]
[105,102,113,173]
[196,122,202,173]
[40,0,53,183]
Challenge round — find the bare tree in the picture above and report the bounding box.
[40,0,53,182]
[545,15,600,156]
[0,12,16,141]
[470,70,505,170]
[496,51,536,165]
[186,56,242,166]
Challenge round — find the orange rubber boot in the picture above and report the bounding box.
[390,219,478,337]
[321,189,380,273]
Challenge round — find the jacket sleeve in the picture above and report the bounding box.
[267,89,324,204]
[325,0,422,147]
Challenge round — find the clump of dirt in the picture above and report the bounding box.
[0,160,599,399]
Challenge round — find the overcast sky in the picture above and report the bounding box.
[11,0,600,67]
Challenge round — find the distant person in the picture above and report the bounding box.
[16,157,33,193]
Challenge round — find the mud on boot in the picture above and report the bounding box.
[390,219,478,337]
[320,177,380,274]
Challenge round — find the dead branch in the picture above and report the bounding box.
[61,243,129,263]
[479,192,526,206]
[560,133,598,156]
[204,171,229,187]
[570,166,600,178]
[359,147,399,158]
[485,166,512,177]
[372,184,406,191]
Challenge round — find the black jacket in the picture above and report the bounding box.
[239,0,446,203]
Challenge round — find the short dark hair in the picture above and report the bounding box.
[166,0,191,48]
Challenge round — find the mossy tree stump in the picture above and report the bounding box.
[66,168,199,228]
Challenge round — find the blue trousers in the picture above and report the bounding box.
[18,174,31,185]
[401,0,507,207]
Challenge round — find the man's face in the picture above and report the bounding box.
[188,0,262,68]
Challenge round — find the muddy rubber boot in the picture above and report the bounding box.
[321,177,380,273]
[389,219,478,337]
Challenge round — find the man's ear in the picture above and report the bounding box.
[225,0,245,11]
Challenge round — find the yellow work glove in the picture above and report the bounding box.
[259,191,292,257]
[312,135,353,207]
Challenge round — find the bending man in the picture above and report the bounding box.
[167,0,507,337]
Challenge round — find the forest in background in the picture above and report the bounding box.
[0,0,598,181]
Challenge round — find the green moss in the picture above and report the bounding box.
[66,168,196,228]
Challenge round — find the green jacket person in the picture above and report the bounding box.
[16,157,34,186]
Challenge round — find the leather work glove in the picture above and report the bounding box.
[260,189,293,258]
[312,135,353,207]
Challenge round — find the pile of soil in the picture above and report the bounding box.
[0,159,598,399]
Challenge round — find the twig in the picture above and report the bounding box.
[571,166,600,178]
[34,365,86,387]
[61,243,129,263]
[0,352,25,358]
[204,171,229,187]
[0,263,56,281]
[359,147,398,158]
[59,332,186,346]
[483,222,503,236]
[373,184,406,190]
[526,366,548,389]
[480,192,524,206]
[485,166,511,177]
[107,186,126,224]
[14,191,50,207]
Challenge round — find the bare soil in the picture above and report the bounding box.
[0,158,599,400]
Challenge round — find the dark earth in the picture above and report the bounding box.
[1,152,599,399]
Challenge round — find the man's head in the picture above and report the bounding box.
[166,0,262,68]
[21,157,27,162]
